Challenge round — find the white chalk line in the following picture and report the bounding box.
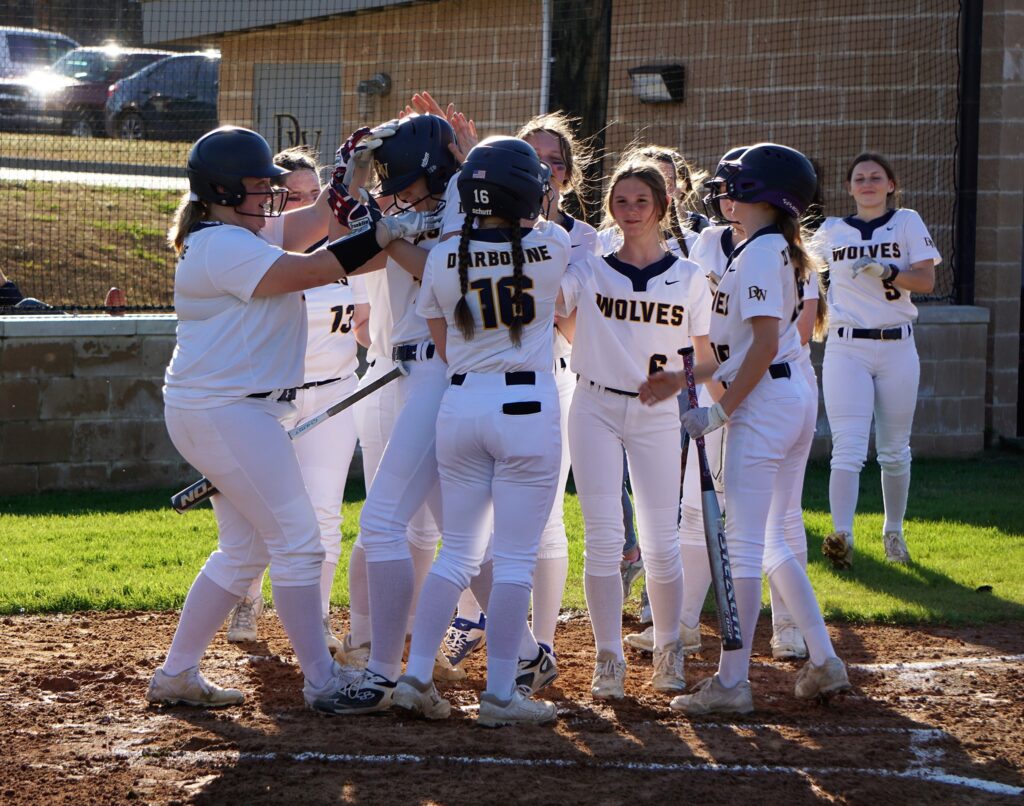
[851,654,1024,673]
[109,725,1022,798]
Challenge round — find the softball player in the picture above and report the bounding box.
[641,143,850,714]
[329,114,461,714]
[394,137,569,726]
[814,153,940,568]
[597,145,709,259]
[225,148,364,653]
[430,111,599,687]
[561,154,712,700]
[146,126,438,712]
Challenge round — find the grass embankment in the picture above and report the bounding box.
[1,454,1022,624]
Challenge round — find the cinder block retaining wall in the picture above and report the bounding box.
[0,306,989,496]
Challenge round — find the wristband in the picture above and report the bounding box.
[325,226,383,275]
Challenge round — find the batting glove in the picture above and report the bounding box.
[350,124,397,170]
[681,402,729,438]
[328,185,379,230]
[851,256,897,281]
[376,209,443,247]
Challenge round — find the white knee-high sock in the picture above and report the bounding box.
[408,543,436,633]
[366,558,414,681]
[646,572,684,650]
[768,550,806,629]
[531,555,568,647]
[468,559,494,614]
[680,544,712,628]
[347,544,371,646]
[829,469,860,535]
[319,560,337,620]
[716,577,761,689]
[163,572,240,677]
[273,583,334,689]
[517,622,540,661]
[485,583,531,700]
[405,573,461,683]
[456,587,483,622]
[881,471,911,534]
[585,573,624,661]
[767,558,836,666]
[244,574,263,602]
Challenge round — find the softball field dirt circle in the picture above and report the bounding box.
[2,611,1022,804]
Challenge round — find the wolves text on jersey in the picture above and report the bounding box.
[830,242,902,262]
[593,293,685,326]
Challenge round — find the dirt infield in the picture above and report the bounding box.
[2,611,1022,805]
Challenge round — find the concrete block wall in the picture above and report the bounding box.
[0,306,989,496]
[0,315,192,496]
[809,305,990,459]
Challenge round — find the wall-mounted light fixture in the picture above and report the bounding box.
[357,72,392,116]
[628,64,685,103]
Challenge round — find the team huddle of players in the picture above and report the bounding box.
[146,93,940,726]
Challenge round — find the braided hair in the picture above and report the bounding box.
[507,225,527,347]
[778,215,829,340]
[453,215,476,341]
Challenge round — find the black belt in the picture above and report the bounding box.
[555,356,568,371]
[392,343,435,362]
[588,380,639,398]
[838,325,911,340]
[248,388,297,402]
[300,376,343,390]
[451,371,536,386]
[721,362,790,391]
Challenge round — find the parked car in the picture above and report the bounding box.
[0,45,172,137]
[0,27,77,78]
[105,51,220,141]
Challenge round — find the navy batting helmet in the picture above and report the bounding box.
[709,143,817,218]
[186,126,288,208]
[702,146,748,223]
[458,136,551,222]
[373,114,457,197]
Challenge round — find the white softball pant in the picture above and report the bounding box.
[536,359,576,561]
[359,351,447,562]
[278,375,359,565]
[722,370,815,579]
[431,372,561,590]
[164,399,323,596]
[823,329,919,477]
[570,382,682,584]
[353,359,440,550]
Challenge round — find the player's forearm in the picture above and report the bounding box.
[282,190,330,252]
[387,240,428,279]
[892,261,935,294]
[427,318,448,363]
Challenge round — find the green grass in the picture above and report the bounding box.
[1,453,1022,624]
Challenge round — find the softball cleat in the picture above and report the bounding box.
[822,530,854,570]
[591,650,627,700]
[146,666,244,708]
[794,657,852,701]
[651,640,687,693]
[393,675,451,720]
[883,531,911,564]
[225,595,262,642]
[670,674,753,716]
[477,689,557,727]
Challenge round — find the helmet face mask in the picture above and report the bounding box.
[187,126,289,216]
[457,137,550,222]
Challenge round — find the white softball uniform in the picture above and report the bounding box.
[164,221,321,594]
[542,214,599,561]
[358,185,455,563]
[813,209,941,481]
[280,281,360,566]
[418,222,570,589]
[708,225,813,579]
[560,250,710,584]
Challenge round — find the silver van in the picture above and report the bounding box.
[0,27,78,78]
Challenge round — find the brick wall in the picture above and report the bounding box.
[0,316,192,495]
[975,1,1023,439]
